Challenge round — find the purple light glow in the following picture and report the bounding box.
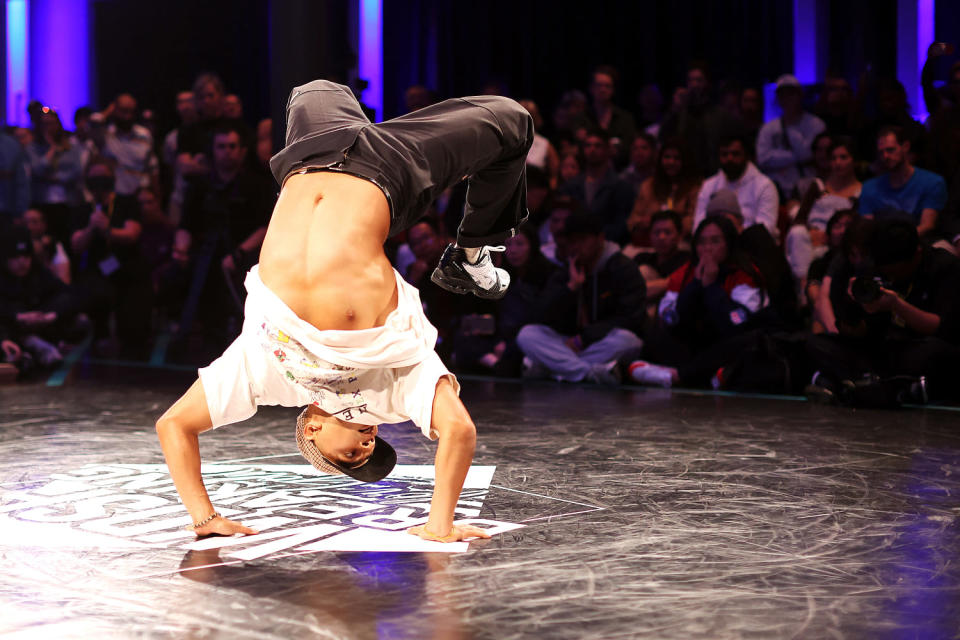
[29,0,89,125]
[358,0,382,121]
[5,0,29,126]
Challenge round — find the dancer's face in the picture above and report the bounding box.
[304,415,377,467]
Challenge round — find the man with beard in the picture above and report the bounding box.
[97,93,160,202]
[859,126,947,238]
[693,132,779,237]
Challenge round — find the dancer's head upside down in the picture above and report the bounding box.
[296,405,397,482]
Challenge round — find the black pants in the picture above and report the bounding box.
[269,80,534,246]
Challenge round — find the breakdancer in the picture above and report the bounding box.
[156,80,532,543]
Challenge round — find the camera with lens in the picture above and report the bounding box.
[850,275,887,305]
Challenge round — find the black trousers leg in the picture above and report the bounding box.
[366,96,534,246]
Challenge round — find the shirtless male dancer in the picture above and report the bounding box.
[156,80,533,543]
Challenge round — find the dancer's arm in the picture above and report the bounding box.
[156,378,258,537]
[408,377,491,543]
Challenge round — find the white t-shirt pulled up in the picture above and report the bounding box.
[198,265,458,439]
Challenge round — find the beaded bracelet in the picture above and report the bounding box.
[191,512,221,529]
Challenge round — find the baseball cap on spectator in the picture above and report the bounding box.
[561,211,604,236]
[705,189,743,220]
[3,227,32,258]
[775,74,801,91]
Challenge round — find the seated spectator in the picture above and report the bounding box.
[786,136,862,283]
[860,126,946,237]
[857,79,927,170]
[739,86,764,145]
[0,129,30,231]
[559,128,636,244]
[162,90,199,227]
[0,228,84,368]
[632,210,692,308]
[694,132,780,238]
[519,100,560,187]
[810,216,875,337]
[619,132,657,192]
[539,196,579,266]
[586,65,637,168]
[627,216,770,388]
[222,94,243,120]
[71,159,152,357]
[630,138,701,241]
[153,229,193,326]
[23,207,71,284]
[25,109,86,244]
[805,209,857,330]
[756,74,826,198]
[558,150,583,188]
[806,217,960,403]
[516,212,645,384]
[453,225,559,376]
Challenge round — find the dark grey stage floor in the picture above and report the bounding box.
[3,368,960,639]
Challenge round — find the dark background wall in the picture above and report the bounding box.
[3,0,954,131]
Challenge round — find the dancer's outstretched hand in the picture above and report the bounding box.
[407,524,492,543]
[190,516,259,538]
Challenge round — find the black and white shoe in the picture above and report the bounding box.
[431,244,510,299]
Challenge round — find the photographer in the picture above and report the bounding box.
[806,216,960,402]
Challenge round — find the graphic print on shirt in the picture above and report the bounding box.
[259,321,369,420]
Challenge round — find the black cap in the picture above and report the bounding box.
[295,408,397,482]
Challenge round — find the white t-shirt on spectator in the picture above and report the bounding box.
[693,162,780,237]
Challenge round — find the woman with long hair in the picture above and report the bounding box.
[628,138,701,245]
[786,136,862,284]
[627,215,771,387]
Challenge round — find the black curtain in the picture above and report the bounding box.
[383,0,795,121]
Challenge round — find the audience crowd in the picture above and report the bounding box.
[3,48,960,407]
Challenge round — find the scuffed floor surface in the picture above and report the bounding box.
[3,375,960,639]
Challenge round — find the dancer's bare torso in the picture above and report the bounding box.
[258,171,398,332]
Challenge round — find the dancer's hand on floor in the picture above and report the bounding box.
[191,516,259,538]
[407,524,492,543]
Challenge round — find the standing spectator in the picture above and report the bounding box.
[0,129,30,231]
[858,79,926,168]
[635,84,665,133]
[786,137,862,282]
[97,93,160,201]
[11,127,33,149]
[694,132,779,237]
[69,106,96,175]
[739,86,764,145]
[177,73,226,183]
[255,118,274,174]
[404,85,435,113]
[859,126,946,237]
[177,122,275,344]
[520,100,560,187]
[222,94,244,120]
[25,109,86,245]
[923,43,960,182]
[559,128,635,244]
[814,74,859,138]
[586,65,637,168]
[619,132,657,192]
[137,186,175,274]
[23,207,71,284]
[163,91,199,226]
[558,150,583,188]
[659,61,741,176]
[756,74,826,198]
[517,212,645,385]
[631,138,701,239]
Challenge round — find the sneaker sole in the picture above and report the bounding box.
[430,269,508,300]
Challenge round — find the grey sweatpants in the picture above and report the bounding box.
[269,80,534,247]
[516,324,644,382]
